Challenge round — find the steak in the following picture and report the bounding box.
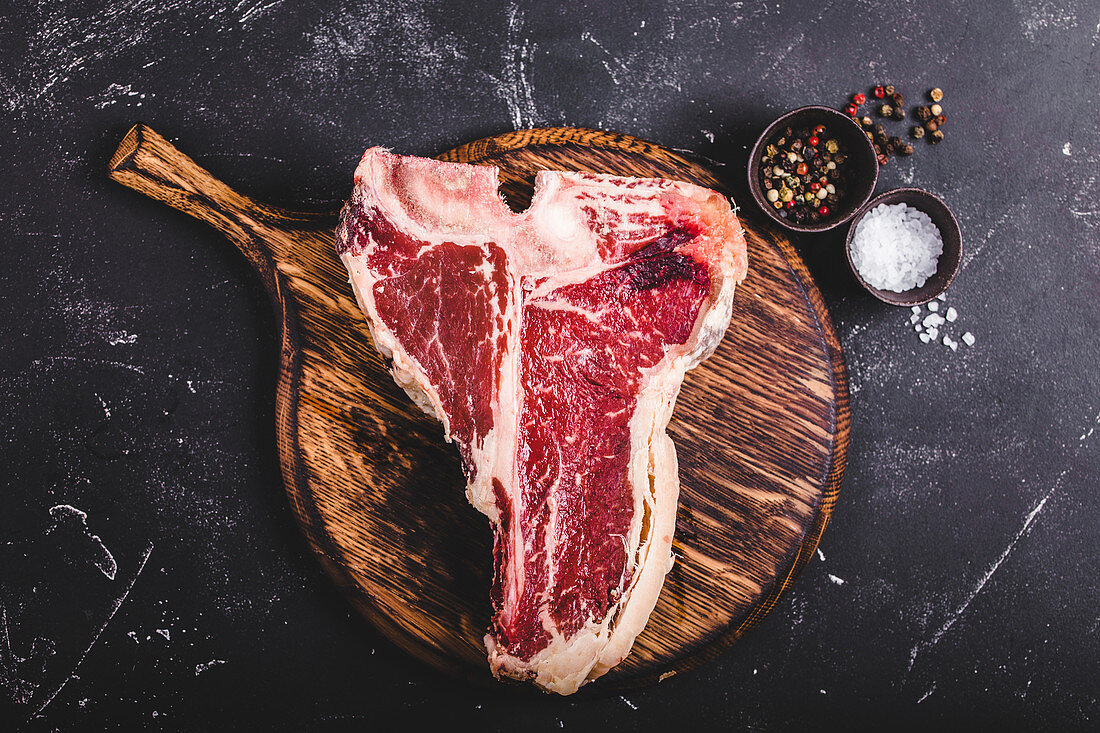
[336,149,748,694]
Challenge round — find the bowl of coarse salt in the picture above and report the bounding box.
[844,188,961,306]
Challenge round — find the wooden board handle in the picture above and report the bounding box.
[108,124,268,247]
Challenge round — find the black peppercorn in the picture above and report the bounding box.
[892,106,906,120]
[915,106,932,123]
[924,120,938,133]
[934,114,946,126]
[898,143,915,155]
[889,136,903,150]
[872,124,887,139]
[891,92,904,107]
[929,129,944,144]
[884,84,896,96]
[911,125,925,139]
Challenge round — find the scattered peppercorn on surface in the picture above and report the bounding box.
[845,86,947,164]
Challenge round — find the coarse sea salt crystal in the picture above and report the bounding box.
[919,332,931,343]
[849,203,944,292]
[945,307,957,322]
[962,332,975,346]
[911,305,921,314]
[928,301,939,312]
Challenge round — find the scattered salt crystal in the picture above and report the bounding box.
[849,203,944,292]
[926,327,939,341]
[919,332,931,343]
[927,301,939,312]
[910,313,920,324]
[922,313,945,328]
[945,307,957,322]
[936,293,946,301]
[962,332,975,346]
[915,323,923,332]
[911,305,922,314]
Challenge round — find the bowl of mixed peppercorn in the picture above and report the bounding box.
[748,105,878,232]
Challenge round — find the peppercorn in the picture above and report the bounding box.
[889,136,903,150]
[891,92,904,107]
[796,162,808,175]
[818,205,829,216]
[825,139,839,153]
[845,103,858,116]
[898,143,915,155]
[915,106,932,123]
[873,123,887,139]
[892,106,906,120]
[934,114,946,126]
[911,125,924,139]
[873,85,885,98]
[808,135,819,147]
[930,103,942,116]
[860,115,873,128]
[879,103,893,117]
[877,153,889,165]
[813,124,826,133]
[853,92,866,104]
[929,129,944,144]
[766,188,779,202]
[929,87,943,102]
[873,143,883,156]
[884,84,895,96]
[924,120,938,133]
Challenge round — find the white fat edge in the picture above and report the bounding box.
[340,253,449,434]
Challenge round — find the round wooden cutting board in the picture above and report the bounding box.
[108,125,848,694]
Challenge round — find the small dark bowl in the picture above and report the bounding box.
[844,188,962,306]
[747,105,879,233]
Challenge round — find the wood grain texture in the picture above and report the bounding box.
[107,124,848,694]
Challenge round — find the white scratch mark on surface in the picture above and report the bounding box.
[816,548,826,561]
[580,31,629,85]
[1062,142,1072,156]
[28,543,153,721]
[47,505,117,581]
[917,682,937,703]
[763,31,805,78]
[962,208,1013,268]
[238,0,284,25]
[0,605,55,706]
[95,393,111,419]
[502,3,539,129]
[908,483,1058,672]
[155,629,170,641]
[31,356,145,376]
[827,574,846,585]
[619,695,637,710]
[195,659,226,676]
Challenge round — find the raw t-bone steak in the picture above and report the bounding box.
[336,149,748,694]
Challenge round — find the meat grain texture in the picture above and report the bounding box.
[336,150,748,694]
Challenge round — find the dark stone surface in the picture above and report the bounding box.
[1,1,1097,730]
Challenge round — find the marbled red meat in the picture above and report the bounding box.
[336,149,748,694]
